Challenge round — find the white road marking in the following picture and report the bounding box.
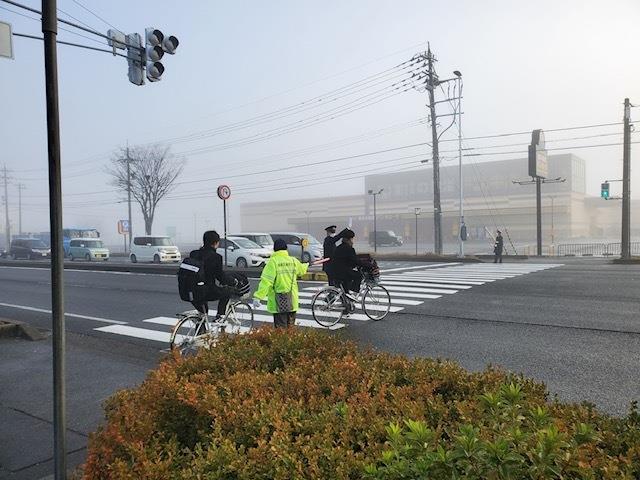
[95,325,173,342]
[381,280,473,290]
[379,263,461,273]
[297,291,423,306]
[0,302,127,324]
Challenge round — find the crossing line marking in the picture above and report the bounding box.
[0,302,127,324]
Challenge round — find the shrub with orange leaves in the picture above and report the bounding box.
[83,329,640,479]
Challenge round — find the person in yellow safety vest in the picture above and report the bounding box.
[252,238,309,328]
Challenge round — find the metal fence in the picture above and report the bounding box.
[556,242,640,256]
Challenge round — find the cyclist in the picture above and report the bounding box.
[331,229,368,311]
[322,225,348,286]
[190,230,231,319]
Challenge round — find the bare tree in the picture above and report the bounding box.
[107,145,184,235]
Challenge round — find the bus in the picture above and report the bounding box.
[36,228,101,255]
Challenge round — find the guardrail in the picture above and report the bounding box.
[556,242,640,256]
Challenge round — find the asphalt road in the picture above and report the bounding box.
[0,260,638,415]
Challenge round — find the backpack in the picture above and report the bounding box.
[223,271,251,298]
[177,249,207,302]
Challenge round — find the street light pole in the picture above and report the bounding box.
[368,189,383,253]
[303,210,312,234]
[414,207,421,255]
[454,70,464,257]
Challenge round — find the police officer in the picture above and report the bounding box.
[323,225,347,286]
[493,230,504,263]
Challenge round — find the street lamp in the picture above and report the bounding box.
[303,210,312,234]
[453,70,464,258]
[413,207,422,255]
[368,188,383,252]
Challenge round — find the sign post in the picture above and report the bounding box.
[217,185,231,267]
[528,130,547,256]
[118,219,130,253]
[301,237,309,262]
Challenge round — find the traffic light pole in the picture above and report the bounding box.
[622,98,631,259]
[42,1,67,478]
[126,148,133,252]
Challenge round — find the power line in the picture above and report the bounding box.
[69,0,121,32]
[13,32,128,58]
[464,141,640,157]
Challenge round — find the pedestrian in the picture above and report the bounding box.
[322,225,347,286]
[493,230,504,263]
[252,238,308,328]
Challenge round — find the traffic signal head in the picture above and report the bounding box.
[601,182,610,200]
[145,27,179,82]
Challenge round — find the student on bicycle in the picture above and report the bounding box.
[190,230,231,319]
[331,229,368,310]
[252,238,309,328]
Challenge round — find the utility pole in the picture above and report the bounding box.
[368,189,383,253]
[622,98,631,259]
[426,47,442,255]
[303,210,312,234]
[454,71,464,257]
[414,207,421,255]
[123,147,134,252]
[41,0,67,477]
[2,165,10,249]
[17,183,25,235]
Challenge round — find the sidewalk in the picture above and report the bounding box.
[0,330,160,479]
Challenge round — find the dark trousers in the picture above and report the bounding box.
[273,311,296,328]
[193,285,230,316]
[493,251,503,263]
[337,270,362,294]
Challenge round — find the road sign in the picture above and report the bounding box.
[0,21,14,60]
[528,129,548,178]
[118,219,130,234]
[217,184,231,200]
[301,238,309,248]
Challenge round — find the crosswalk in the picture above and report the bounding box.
[93,263,563,346]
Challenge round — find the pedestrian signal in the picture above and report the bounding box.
[601,182,610,200]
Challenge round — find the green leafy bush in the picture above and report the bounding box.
[83,329,640,479]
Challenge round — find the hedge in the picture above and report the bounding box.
[83,329,640,479]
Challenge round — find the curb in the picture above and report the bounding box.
[0,319,48,341]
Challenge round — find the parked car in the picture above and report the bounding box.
[68,238,110,261]
[9,238,51,259]
[269,232,323,263]
[369,230,403,247]
[130,236,181,264]
[217,236,271,268]
[230,232,274,251]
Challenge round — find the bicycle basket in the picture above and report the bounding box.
[229,282,251,299]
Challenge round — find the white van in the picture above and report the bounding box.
[130,236,181,264]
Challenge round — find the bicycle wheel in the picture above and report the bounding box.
[362,284,391,320]
[311,287,345,328]
[224,301,254,335]
[169,315,210,356]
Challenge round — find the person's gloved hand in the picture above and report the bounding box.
[252,298,262,309]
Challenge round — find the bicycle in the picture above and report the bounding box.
[169,289,255,356]
[311,268,390,328]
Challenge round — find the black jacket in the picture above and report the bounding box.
[331,242,366,280]
[193,246,227,286]
[322,229,348,273]
[494,235,504,254]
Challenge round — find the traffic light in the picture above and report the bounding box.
[145,28,179,82]
[601,182,610,200]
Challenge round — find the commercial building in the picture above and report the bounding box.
[241,154,636,252]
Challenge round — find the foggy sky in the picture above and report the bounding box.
[1,0,639,245]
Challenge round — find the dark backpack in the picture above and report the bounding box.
[177,250,207,302]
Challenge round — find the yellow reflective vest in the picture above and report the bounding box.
[254,250,308,313]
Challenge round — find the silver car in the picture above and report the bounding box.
[269,232,323,263]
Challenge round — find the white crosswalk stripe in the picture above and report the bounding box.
[92,263,562,345]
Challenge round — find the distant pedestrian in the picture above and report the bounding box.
[493,230,504,263]
[253,238,308,328]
